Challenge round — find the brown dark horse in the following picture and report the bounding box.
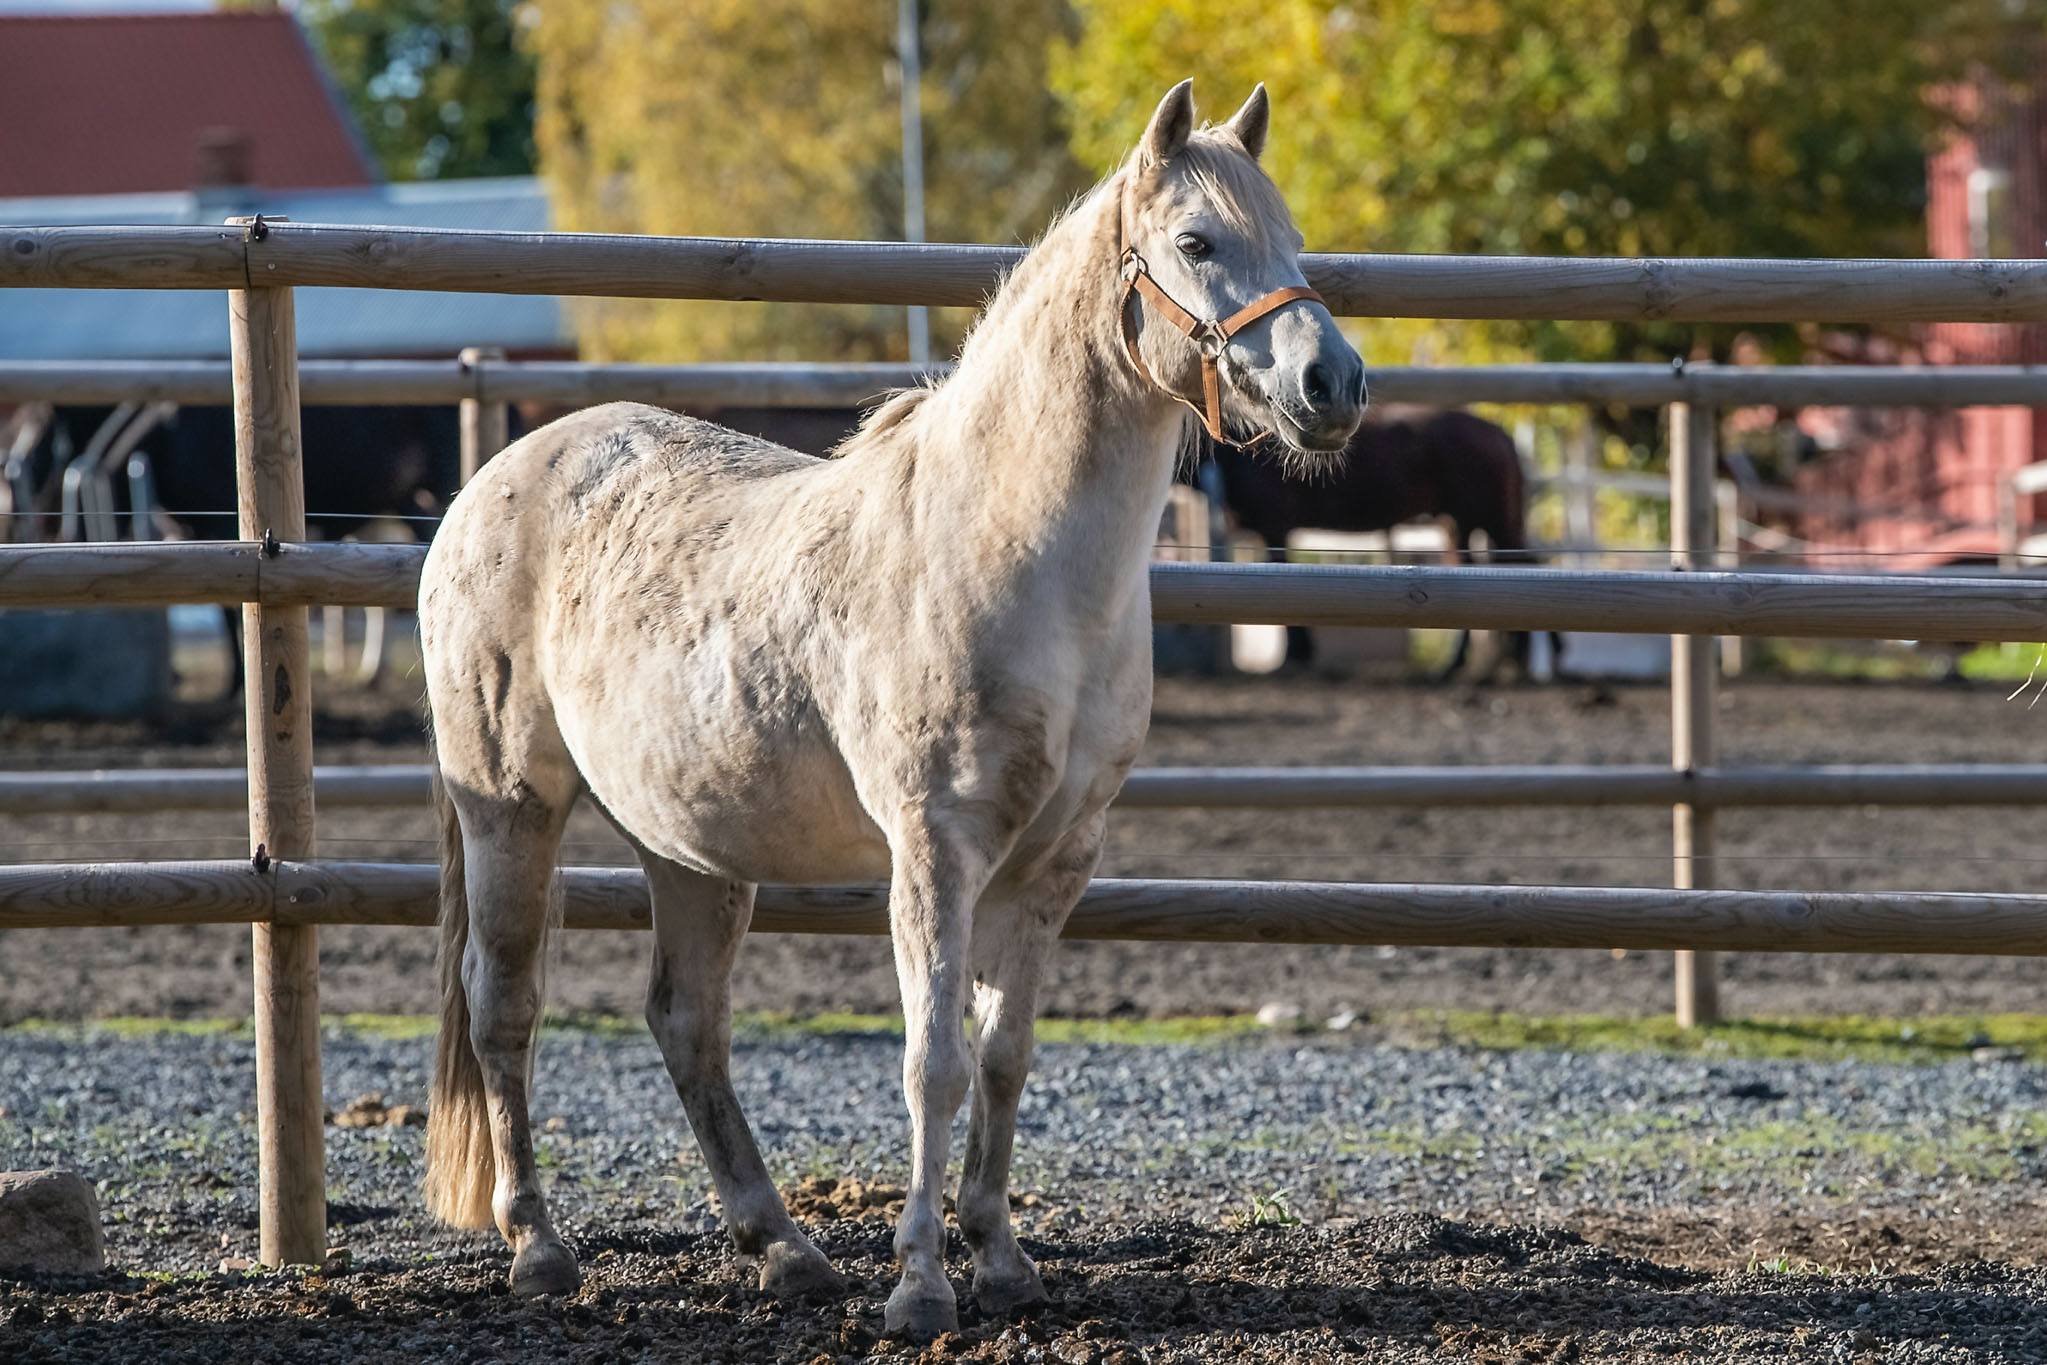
[1197,408,1549,679]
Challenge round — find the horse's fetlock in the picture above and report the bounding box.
[954,1191,1010,1247]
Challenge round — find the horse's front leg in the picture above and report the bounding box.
[884,814,999,1338]
[958,815,1103,1317]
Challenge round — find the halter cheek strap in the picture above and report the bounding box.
[1115,203,1326,442]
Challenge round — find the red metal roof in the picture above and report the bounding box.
[0,12,376,197]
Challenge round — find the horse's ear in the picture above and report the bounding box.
[1223,84,1269,162]
[1139,79,1196,169]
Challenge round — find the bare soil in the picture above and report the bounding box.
[2,671,2045,1024]
[8,1209,2047,1363]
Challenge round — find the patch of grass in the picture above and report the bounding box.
[1957,641,2047,684]
[1393,1010,2047,1066]
[18,1008,2047,1066]
[2,1017,250,1038]
[1357,1108,2047,1192]
[1225,1187,1302,1229]
[732,1011,1266,1045]
[3,1010,1266,1046]
[329,1014,439,1041]
[1583,1109,2047,1187]
[1750,639,1951,682]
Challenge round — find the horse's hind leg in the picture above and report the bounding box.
[637,851,841,1296]
[957,817,1103,1318]
[451,777,579,1295]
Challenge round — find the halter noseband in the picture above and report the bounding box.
[1115,193,1326,442]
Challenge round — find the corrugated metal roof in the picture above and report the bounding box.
[0,11,377,196]
[0,179,569,358]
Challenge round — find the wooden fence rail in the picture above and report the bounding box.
[14,763,2047,816]
[14,231,2047,1269]
[13,360,2047,409]
[9,544,2047,641]
[0,541,420,608]
[6,861,2047,956]
[13,223,2047,322]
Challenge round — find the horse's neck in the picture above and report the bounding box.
[904,185,1183,610]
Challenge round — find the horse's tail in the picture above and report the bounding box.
[423,762,495,1230]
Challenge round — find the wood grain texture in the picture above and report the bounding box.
[7,546,2047,639]
[0,765,432,815]
[0,541,424,608]
[1669,403,1721,1026]
[9,862,2047,956]
[1147,562,2047,641]
[14,223,2047,322]
[1113,764,2047,808]
[0,359,939,407]
[1,225,246,289]
[14,762,2047,817]
[229,279,325,1270]
[12,359,2047,409]
[457,347,508,483]
[9,548,2047,639]
[473,360,937,408]
[1365,364,2047,408]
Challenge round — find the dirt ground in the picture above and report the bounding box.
[11,668,2047,1360]
[4,667,2047,1023]
[13,1210,2047,1363]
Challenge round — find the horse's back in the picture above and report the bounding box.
[427,400,817,582]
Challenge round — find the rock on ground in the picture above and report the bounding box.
[0,1170,103,1274]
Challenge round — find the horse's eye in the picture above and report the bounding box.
[1175,233,1212,261]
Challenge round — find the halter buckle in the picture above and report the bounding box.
[1192,319,1228,358]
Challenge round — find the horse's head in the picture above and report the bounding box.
[1118,81,1366,462]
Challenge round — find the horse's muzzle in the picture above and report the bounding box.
[1289,352,1367,450]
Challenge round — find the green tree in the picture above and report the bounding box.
[527,0,1088,361]
[298,0,537,180]
[1052,0,2041,368]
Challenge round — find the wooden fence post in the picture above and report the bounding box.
[229,219,325,1267]
[1716,478,1743,676]
[459,346,509,484]
[1670,402,1721,1027]
[1566,415,1599,567]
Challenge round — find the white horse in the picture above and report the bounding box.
[417,80,1364,1337]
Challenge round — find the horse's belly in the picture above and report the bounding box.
[564,706,890,885]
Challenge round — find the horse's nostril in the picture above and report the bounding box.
[1304,362,1332,406]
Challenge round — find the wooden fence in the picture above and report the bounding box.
[10,223,2047,1265]
[10,357,2047,408]
[14,762,2047,816]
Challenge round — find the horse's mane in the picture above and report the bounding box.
[830,386,934,460]
[826,123,1289,463]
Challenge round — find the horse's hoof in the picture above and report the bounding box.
[759,1239,845,1299]
[973,1260,1047,1317]
[509,1241,581,1298]
[884,1282,959,1340]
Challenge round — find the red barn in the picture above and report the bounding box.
[0,10,376,198]
[1789,82,2047,567]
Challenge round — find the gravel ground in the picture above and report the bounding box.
[8,1024,2047,1360]
[6,671,2047,1025]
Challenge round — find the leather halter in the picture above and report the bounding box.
[1116,195,1325,442]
